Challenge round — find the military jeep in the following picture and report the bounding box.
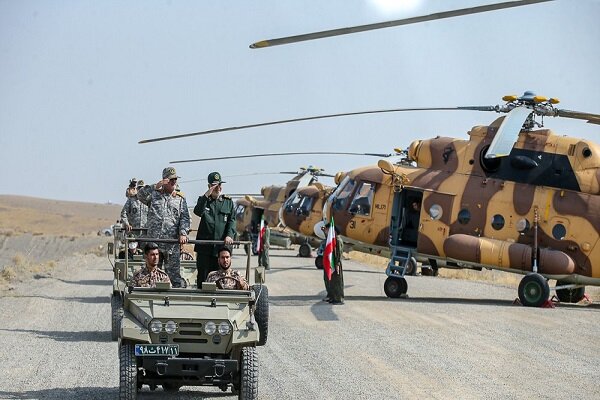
[117,238,268,399]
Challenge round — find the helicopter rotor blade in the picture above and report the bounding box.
[250,0,554,49]
[485,107,531,159]
[170,151,393,164]
[140,107,480,144]
[555,109,600,125]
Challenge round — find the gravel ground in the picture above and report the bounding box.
[0,247,599,400]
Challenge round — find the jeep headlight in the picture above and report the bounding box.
[149,320,162,333]
[164,320,177,334]
[204,321,216,335]
[128,241,138,250]
[218,321,231,335]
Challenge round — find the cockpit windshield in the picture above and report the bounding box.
[332,177,355,211]
[349,182,375,216]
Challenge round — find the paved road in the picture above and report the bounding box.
[1,248,599,399]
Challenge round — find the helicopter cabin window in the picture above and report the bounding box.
[428,204,443,220]
[458,209,471,225]
[333,178,356,211]
[296,196,314,216]
[491,214,505,230]
[552,224,567,240]
[516,218,530,233]
[348,182,375,216]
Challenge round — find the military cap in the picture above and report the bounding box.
[136,179,145,187]
[162,167,179,180]
[208,171,226,184]
[129,177,138,185]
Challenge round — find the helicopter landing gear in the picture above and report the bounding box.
[555,280,586,303]
[518,273,550,307]
[383,276,408,298]
[299,243,311,258]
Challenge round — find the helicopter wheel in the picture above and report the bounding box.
[555,280,585,303]
[299,243,311,258]
[518,273,550,307]
[315,256,323,269]
[383,276,407,298]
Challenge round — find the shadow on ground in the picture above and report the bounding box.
[0,328,112,343]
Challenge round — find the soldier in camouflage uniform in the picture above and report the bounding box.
[194,171,236,286]
[137,167,190,288]
[131,242,171,288]
[120,178,148,232]
[206,246,249,290]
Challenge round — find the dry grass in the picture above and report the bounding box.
[0,195,121,237]
[0,253,58,285]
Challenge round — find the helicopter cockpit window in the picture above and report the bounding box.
[285,193,301,213]
[348,182,374,216]
[296,196,314,216]
[333,178,356,211]
[235,204,245,219]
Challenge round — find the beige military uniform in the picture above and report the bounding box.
[206,269,249,290]
[131,266,171,288]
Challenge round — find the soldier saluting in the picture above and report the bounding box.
[193,171,236,287]
[137,167,190,288]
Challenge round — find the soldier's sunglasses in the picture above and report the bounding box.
[169,178,177,184]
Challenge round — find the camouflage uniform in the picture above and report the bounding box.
[131,266,171,288]
[258,226,270,269]
[137,181,190,288]
[120,196,148,229]
[206,268,249,290]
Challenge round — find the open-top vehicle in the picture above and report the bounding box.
[116,238,268,399]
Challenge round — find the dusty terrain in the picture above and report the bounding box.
[0,196,599,399]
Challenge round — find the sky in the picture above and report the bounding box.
[1,0,599,205]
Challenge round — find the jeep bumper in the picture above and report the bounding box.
[141,357,238,381]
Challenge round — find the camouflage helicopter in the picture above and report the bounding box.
[145,92,600,307]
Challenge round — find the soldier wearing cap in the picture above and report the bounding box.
[120,178,148,232]
[193,171,236,286]
[137,167,190,288]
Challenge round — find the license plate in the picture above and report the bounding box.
[135,344,179,357]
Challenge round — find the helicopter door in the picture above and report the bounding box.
[390,189,423,248]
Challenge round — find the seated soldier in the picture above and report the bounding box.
[205,246,249,290]
[131,242,172,288]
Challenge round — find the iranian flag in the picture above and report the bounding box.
[323,217,336,281]
[255,217,265,253]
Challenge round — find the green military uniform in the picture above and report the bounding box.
[328,235,344,304]
[193,172,236,285]
[258,225,270,270]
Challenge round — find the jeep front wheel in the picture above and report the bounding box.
[119,343,138,400]
[252,284,269,346]
[111,293,123,341]
[239,347,258,400]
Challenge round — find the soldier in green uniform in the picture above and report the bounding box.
[258,220,270,270]
[193,172,236,286]
[323,222,344,305]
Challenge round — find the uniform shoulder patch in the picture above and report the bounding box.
[221,195,232,200]
[175,191,186,198]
